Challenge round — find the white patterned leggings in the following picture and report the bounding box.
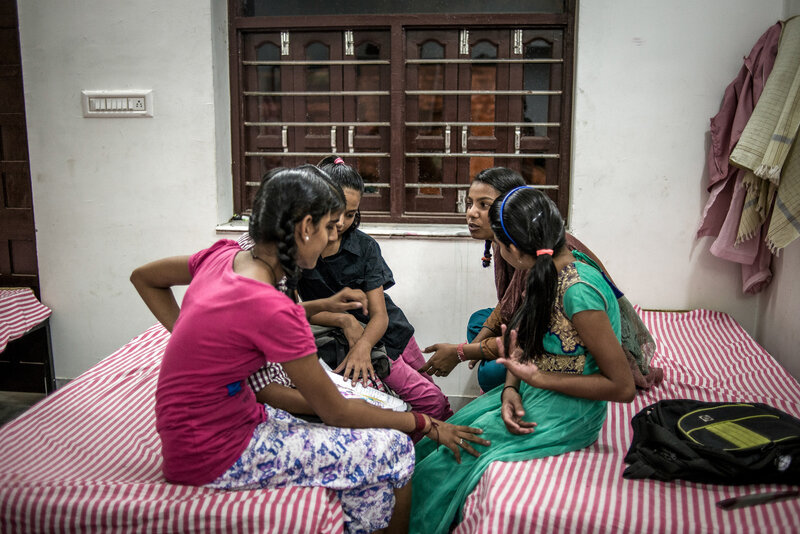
[206,405,415,534]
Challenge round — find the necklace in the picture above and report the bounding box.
[250,250,288,292]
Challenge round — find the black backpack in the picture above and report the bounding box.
[624,399,800,485]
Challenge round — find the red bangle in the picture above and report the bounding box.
[411,411,427,434]
[423,417,437,436]
[457,342,467,362]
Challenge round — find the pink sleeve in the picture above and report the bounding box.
[254,302,318,363]
[188,240,237,277]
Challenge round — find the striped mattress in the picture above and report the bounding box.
[0,288,52,353]
[1,309,798,532]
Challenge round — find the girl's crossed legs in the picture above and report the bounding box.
[207,404,415,534]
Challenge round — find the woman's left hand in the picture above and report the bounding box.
[426,419,491,464]
[335,343,376,386]
[340,316,366,350]
[500,386,536,435]
[419,344,459,377]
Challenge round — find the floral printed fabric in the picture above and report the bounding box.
[206,404,414,534]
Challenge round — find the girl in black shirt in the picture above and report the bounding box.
[299,156,453,425]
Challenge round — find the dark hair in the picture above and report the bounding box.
[489,187,566,360]
[262,166,346,209]
[473,167,526,267]
[318,155,364,232]
[249,165,345,299]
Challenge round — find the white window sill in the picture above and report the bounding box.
[216,220,471,239]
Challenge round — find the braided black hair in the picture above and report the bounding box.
[482,241,493,268]
[248,165,345,300]
[318,155,364,233]
[489,187,566,361]
[472,167,526,267]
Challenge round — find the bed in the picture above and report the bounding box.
[1,309,798,533]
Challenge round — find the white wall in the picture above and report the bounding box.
[787,0,800,18]
[757,245,800,379]
[375,237,498,399]
[211,0,233,224]
[570,1,783,333]
[18,0,797,392]
[18,1,226,378]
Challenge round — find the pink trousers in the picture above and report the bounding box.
[383,337,453,424]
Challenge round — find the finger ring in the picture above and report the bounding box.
[459,438,464,447]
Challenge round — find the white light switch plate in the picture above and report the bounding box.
[82,90,153,118]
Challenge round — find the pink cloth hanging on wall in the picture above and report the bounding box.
[697,22,781,294]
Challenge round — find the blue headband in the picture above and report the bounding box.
[499,185,531,248]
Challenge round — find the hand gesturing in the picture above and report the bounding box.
[496,325,542,387]
[418,343,459,377]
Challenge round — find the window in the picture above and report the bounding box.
[229,1,576,224]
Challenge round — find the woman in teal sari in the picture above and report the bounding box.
[411,187,636,534]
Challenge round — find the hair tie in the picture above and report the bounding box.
[536,249,554,257]
[333,157,345,165]
[498,186,530,248]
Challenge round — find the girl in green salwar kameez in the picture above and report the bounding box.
[411,187,636,534]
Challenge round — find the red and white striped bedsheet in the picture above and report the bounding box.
[0,288,52,353]
[0,325,344,534]
[2,310,799,533]
[456,309,800,534]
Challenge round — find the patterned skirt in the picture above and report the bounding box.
[207,405,415,534]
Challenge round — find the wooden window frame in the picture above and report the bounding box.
[228,5,576,224]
